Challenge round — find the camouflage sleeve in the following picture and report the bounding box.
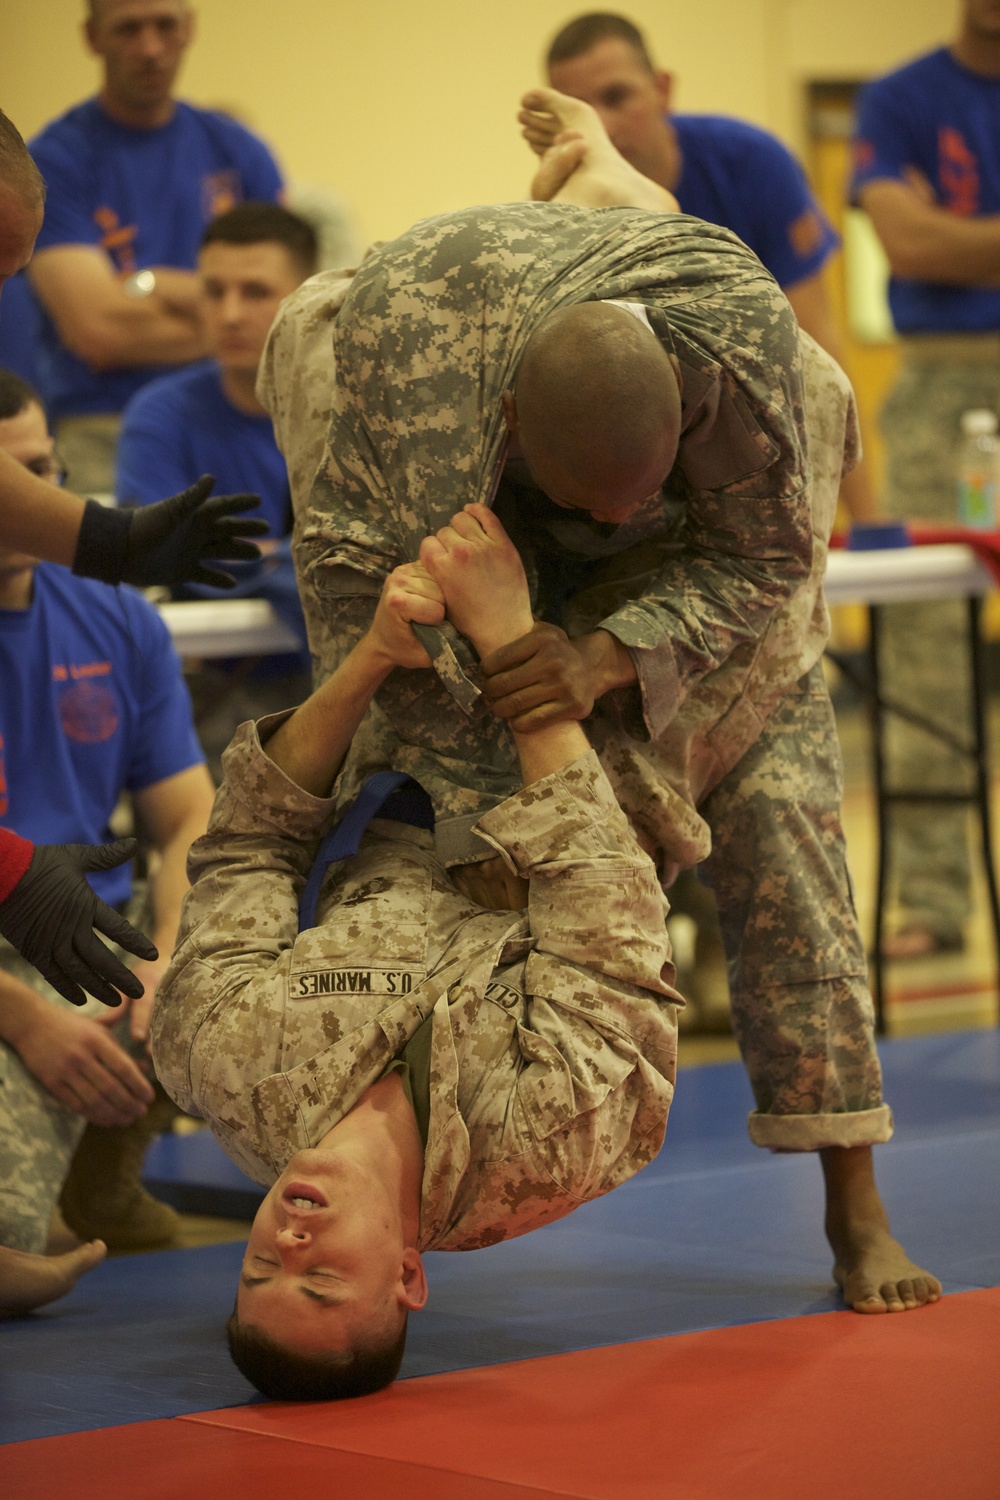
[150,714,338,1111]
[600,284,814,740]
[474,749,679,1166]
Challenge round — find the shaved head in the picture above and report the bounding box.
[510,303,680,521]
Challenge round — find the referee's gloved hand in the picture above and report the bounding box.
[73,475,269,589]
[0,841,158,1008]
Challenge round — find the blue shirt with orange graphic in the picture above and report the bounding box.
[851,48,1000,333]
[672,114,838,291]
[0,566,203,909]
[29,99,283,421]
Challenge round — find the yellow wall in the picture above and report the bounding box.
[1,0,958,246]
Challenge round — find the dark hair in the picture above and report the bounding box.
[201,202,319,279]
[0,368,43,423]
[546,12,655,71]
[226,1311,407,1401]
[0,109,45,209]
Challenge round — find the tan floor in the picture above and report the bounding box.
[165,694,1000,1244]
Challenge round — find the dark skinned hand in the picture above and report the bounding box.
[480,622,596,731]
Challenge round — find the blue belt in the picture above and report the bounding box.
[297,772,434,931]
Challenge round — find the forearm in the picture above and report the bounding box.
[0,449,84,564]
[0,970,48,1053]
[507,640,624,785]
[80,297,208,369]
[264,634,397,796]
[861,183,1000,284]
[476,751,674,998]
[146,816,205,955]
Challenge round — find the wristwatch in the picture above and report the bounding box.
[123,269,157,299]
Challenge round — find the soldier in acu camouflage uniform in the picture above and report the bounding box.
[258,168,940,1316]
[152,518,680,1400]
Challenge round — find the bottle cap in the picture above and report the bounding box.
[960,408,998,435]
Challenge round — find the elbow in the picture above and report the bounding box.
[59,316,124,370]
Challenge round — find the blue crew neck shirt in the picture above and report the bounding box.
[672,114,838,289]
[116,362,291,538]
[0,566,204,908]
[29,98,283,420]
[851,48,1000,334]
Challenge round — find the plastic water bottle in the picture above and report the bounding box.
[956,408,1000,528]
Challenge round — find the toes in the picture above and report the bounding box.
[879,1280,907,1312]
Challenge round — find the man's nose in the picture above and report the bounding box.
[275,1225,312,1252]
[137,25,166,58]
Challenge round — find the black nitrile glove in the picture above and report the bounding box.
[73,475,269,589]
[0,840,159,1007]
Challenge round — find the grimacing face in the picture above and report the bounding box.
[198,240,305,379]
[236,1149,426,1359]
[547,36,676,187]
[86,0,194,113]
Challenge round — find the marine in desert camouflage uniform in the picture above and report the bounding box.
[153,525,680,1397]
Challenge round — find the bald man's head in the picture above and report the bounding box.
[506,303,680,524]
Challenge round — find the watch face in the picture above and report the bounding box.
[126,269,157,298]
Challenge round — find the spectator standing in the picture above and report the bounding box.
[851,0,1000,958]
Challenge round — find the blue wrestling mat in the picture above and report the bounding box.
[2,1029,998,1444]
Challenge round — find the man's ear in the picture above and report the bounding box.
[653,71,674,112]
[398,1248,429,1312]
[501,389,519,433]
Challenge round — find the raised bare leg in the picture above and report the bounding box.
[519,87,679,213]
[821,1145,942,1313]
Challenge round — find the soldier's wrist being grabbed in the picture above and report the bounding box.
[479,623,635,730]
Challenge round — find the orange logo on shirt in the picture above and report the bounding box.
[93,206,138,273]
[201,170,241,221]
[789,207,824,259]
[939,127,979,216]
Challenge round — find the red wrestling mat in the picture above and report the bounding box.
[5,1288,999,1500]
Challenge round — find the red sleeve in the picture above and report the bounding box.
[0,828,34,903]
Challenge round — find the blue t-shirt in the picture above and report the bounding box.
[116,362,290,538]
[29,99,283,420]
[0,271,42,387]
[673,114,838,289]
[116,361,309,674]
[851,48,1000,334]
[0,566,204,908]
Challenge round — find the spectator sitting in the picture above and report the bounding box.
[116,202,318,775]
[0,367,216,1264]
[27,0,284,497]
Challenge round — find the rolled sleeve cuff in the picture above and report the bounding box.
[598,620,682,742]
[748,1103,894,1153]
[216,711,340,841]
[473,748,634,876]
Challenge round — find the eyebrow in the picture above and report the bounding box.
[240,1271,347,1308]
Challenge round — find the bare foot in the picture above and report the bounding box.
[821,1145,941,1314]
[419,503,533,657]
[832,1223,943,1314]
[0,1240,106,1319]
[519,87,679,212]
